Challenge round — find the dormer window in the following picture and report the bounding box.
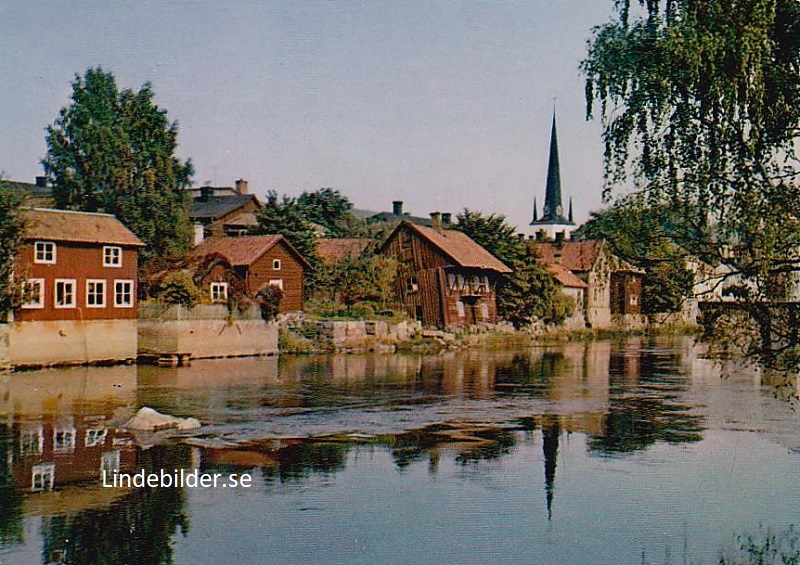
[103,246,122,267]
[34,241,56,264]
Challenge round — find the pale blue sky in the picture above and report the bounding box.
[0,1,615,230]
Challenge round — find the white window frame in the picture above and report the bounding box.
[86,279,107,308]
[269,279,284,290]
[272,259,282,270]
[54,279,76,309]
[21,278,45,309]
[85,428,108,447]
[210,282,229,303]
[53,425,76,452]
[34,241,56,264]
[32,463,55,492]
[114,280,134,308]
[20,425,44,455]
[103,246,122,268]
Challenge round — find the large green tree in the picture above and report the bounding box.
[297,187,368,238]
[0,183,28,317]
[455,210,572,327]
[577,196,695,314]
[43,67,194,262]
[252,191,319,265]
[583,0,800,301]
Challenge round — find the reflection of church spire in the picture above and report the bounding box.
[542,417,560,521]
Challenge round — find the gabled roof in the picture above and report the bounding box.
[545,263,588,289]
[189,235,312,269]
[532,240,605,273]
[23,208,144,247]
[389,221,512,273]
[316,238,372,267]
[369,212,433,227]
[190,194,260,220]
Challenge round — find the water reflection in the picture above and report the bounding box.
[4,337,797,564]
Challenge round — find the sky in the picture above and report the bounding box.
[0,0,617,231]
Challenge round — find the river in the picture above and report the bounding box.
[1,336,799,564]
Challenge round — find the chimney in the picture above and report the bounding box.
[200,185,212,201]
[555,231,565,244]
[35,176,48,187]
[517,233,526,241]
[430,212,442,230]
[235,179,249,194]
[441,212,452,227]
[392,200,404,216]
[535,231,545,242]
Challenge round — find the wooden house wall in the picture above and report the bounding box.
[610,272,643,315]
[245,241,305,312]
[206,199,261,238]
[15,242,139,322]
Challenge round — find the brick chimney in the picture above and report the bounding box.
[441,212,452,227]
[235,179,249,194]
[200,185,212,201]
[392,201,404,216]
[430,212,442,230]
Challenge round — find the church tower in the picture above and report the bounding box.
[529,112,575,240]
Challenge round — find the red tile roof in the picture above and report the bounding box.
[316,238,372,267]
[545,263,588,289]
[532,241,605,273]
[23,208,144,247]
[189,235,312,269]
[401,222,512,273]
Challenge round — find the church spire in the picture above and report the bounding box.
[543,112,565,222]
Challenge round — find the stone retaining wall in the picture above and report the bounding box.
[138,319,278,359]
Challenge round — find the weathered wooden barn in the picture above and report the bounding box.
[380,220,511,329]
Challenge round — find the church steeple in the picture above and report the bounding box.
[530,111,575,232]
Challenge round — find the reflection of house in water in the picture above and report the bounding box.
[0,366,138,496]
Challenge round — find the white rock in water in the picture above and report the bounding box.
[124,406,201,431]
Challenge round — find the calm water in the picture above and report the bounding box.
[2,337,800,564]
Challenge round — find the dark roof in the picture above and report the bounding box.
[316,238,373,267]
[389,221,511,273]
[23,208,144,247]
[190,194,259,221]
[0,179,54,207]
[189,235,312,269]
[368,212,433,227]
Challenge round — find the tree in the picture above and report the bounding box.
[454,209,572,327]
[0,183,28,317]
[297,188,368,237]
[582,0,800,301]
[252,191,319,264]
[43,67,194,263]
[577,195,695,314]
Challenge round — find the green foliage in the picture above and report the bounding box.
[583,0,800,300]
[577,196,695,314]
[455,209,526,265]
[0,185,28,317]
[257,285,283,321]
[720,525,800,565]
[153,270,201,307]
[252,191,319,265]
[337,255,398,308]
[43,67,194,263]
[297,188,368,237]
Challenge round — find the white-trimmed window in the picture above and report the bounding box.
[114,280,134,308]
[406,277,418,293]
[210,282,228,303]
[86,279,107,308]
[20,425,44,455]
[34,241,56,264]
[54,279,76,308]
[22,278,45,309]
[54,426,76,452]
[272,259,281,270]
[103,246,122,267]
[269,279,284,290]
[85,428,108,447]
[32,463,55,492]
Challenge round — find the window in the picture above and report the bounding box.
[103,246,122,267]
[101,450,121,475]
[272,259,281,270]
[20,426,43,455]
[32,463,55,492]
[269,279,284,290]
[406,277,418,293]
[85,428,108,447]
[114,280,134,308]
[210,282,228,303]
[22,279,45,309]
[34,241,56,264]
[456,300,465,317]
[54,279,76,308]
[54,426,76,452]
[86,279,106,308]
[630,294,639,306]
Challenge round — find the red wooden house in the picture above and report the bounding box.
[188,235,311,312]
[7,208,144,366]
[380,220,511,329]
